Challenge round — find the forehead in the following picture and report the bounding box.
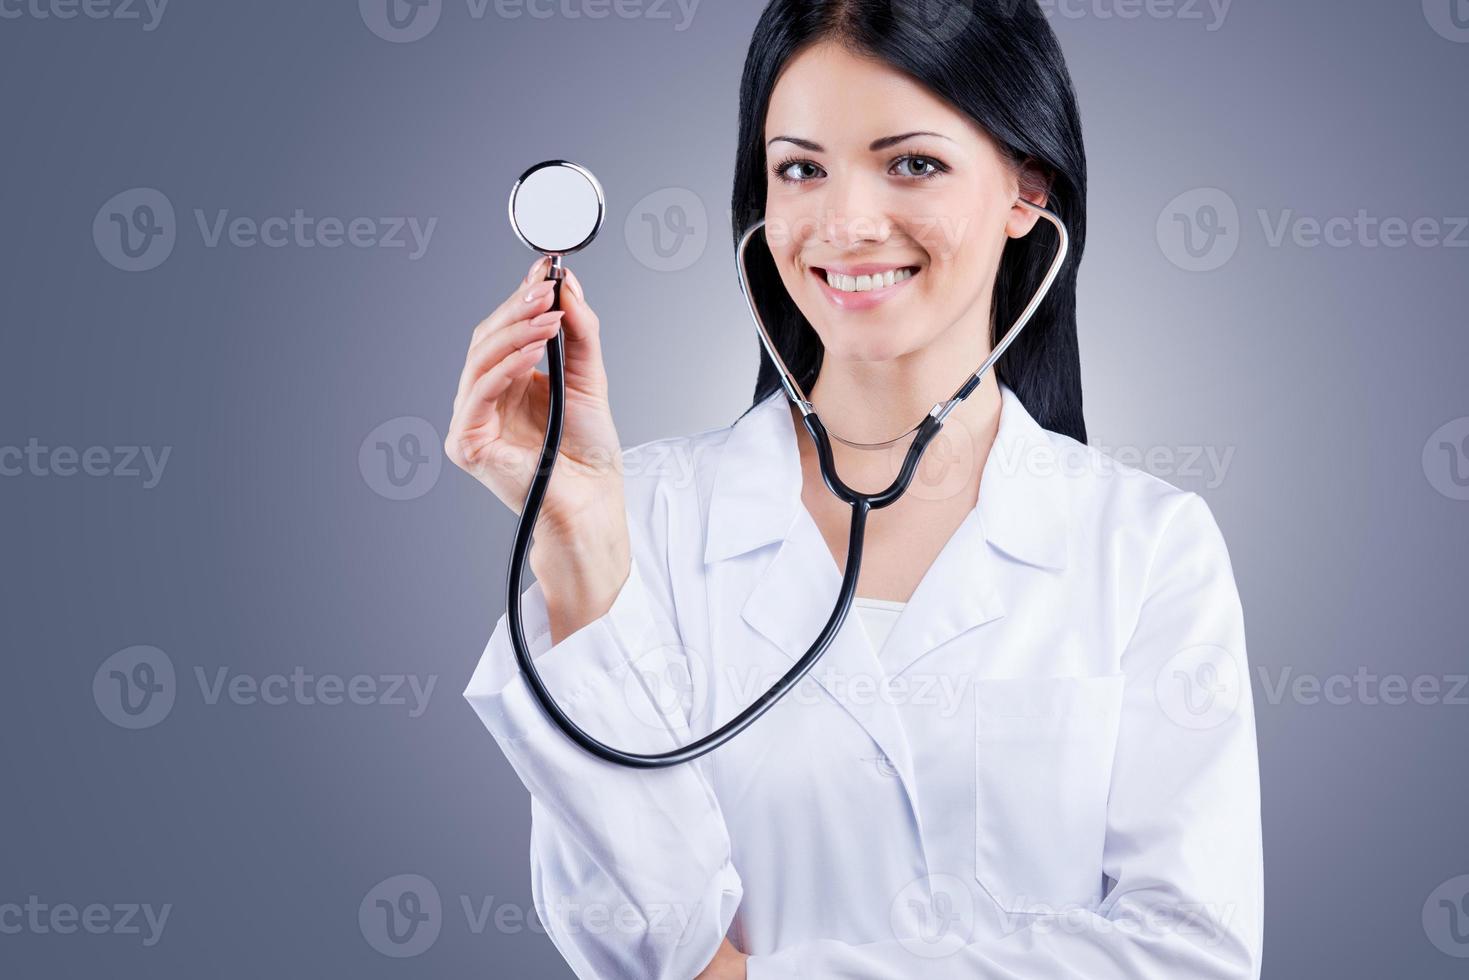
[764,42,966,140]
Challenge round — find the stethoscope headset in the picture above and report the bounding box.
[501,159,1069,769]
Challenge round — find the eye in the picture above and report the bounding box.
[892,154,948,180]
[770,157,825,183]
[768,153,950,184]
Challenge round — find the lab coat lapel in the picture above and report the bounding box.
[876,507,1006,680]
[738,513,923,809]
[879,382,1071,677]
[706,391,921,804]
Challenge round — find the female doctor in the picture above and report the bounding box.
[448,2,1264,978]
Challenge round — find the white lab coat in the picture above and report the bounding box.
[463,380,1264,980]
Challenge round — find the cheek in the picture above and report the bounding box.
[912,200,989,267]
[765,209,810,269]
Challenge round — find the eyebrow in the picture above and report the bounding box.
[765,130,954,152]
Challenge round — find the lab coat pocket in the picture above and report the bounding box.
[973,673,1125,915]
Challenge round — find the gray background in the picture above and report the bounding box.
[2,1,1467,976]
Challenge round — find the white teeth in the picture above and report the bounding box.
[824,267,915,293]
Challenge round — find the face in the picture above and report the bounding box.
[762,41,1050,367]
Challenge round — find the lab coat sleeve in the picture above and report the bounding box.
[462,462,744,980]
[745,491,1264,980]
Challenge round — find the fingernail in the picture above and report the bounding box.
[566,270,585,302]
[523,280,552,303]
[530,310,565,326]
[525,256,544,284]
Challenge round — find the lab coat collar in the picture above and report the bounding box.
[704,378,1072,573]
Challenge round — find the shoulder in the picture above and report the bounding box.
[615,414,738,515]
[1038,426,1234,576]
[1032,428,1246,665]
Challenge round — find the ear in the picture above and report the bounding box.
[1005,157,1053,239]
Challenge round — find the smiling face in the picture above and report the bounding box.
[763,41,1049,368]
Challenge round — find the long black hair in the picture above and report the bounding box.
[731,0,1088,442]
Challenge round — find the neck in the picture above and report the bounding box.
[789,359,1004,498]
[803,316,1004,451]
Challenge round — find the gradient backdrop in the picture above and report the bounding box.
[2,1,1467,976]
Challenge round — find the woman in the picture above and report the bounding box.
[450,2,1263,978]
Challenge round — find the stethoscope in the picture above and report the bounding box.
[502,159,1069,769]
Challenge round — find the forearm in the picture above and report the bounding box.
[696,937,749,980]
[529,505,631,646]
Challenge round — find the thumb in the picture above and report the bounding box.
[553,268,607,389]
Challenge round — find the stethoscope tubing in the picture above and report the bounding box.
[506,203,1067,768]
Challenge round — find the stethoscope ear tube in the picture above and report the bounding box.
[506,202,1068,769]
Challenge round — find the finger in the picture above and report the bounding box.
[563,266,585,302]
[523,254,550,285]
[455,309,564,410]
[472,275,563,348]
[456,338,550,436]
[551,270,607,391]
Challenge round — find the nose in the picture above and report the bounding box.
[815,172,891,250]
